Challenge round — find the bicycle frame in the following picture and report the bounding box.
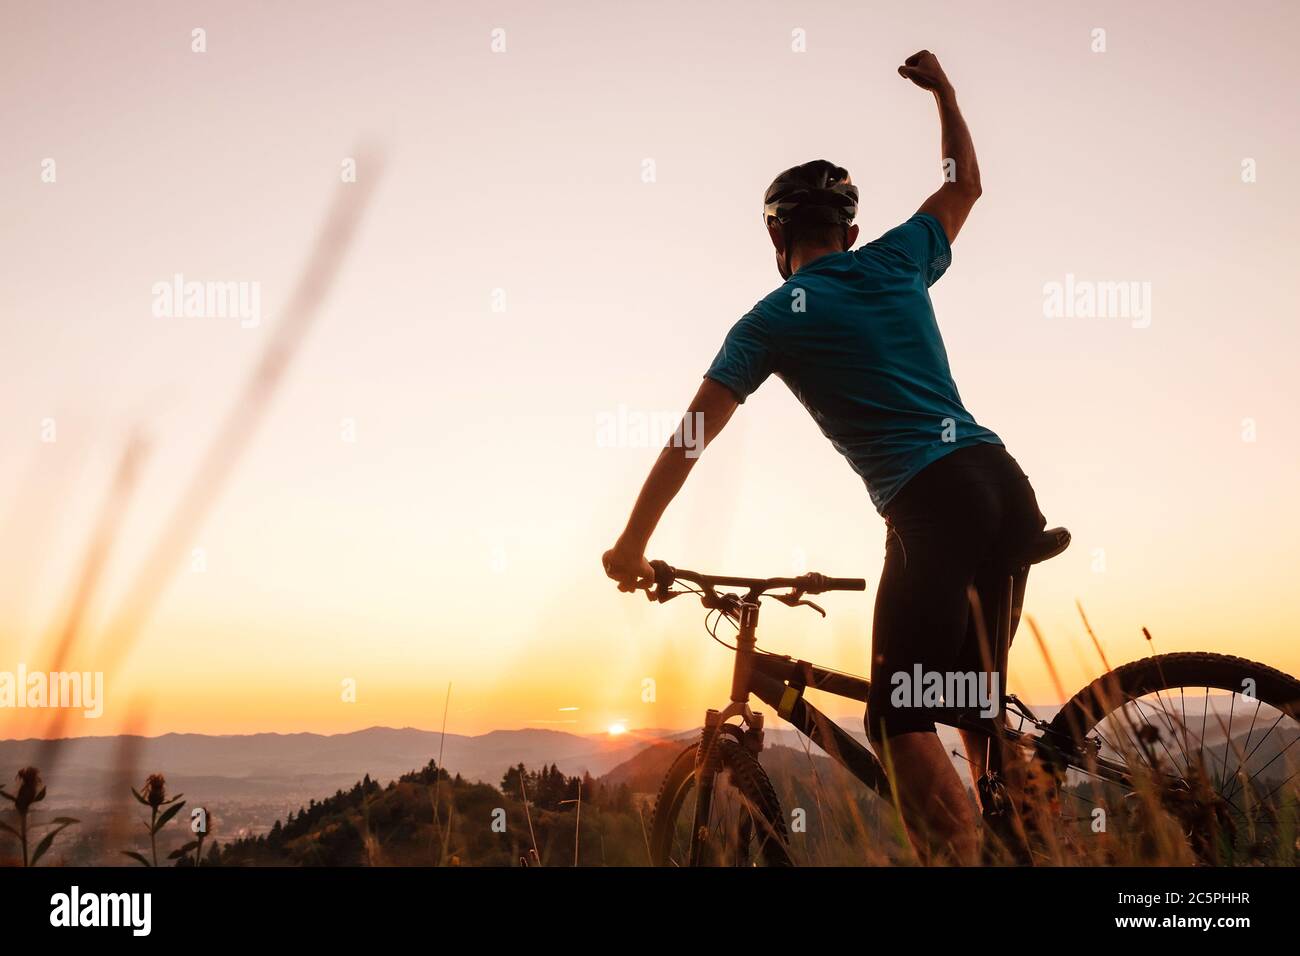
[644,530,1292,864]
[711,595,1134,815]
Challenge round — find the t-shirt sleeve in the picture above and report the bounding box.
[867,212,952,286]
[704,311,774,403]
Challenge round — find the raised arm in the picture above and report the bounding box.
[899,50,982,244]
[602,378,739,591]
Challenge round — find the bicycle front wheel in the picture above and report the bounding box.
[648,736,792,866]
[1048,652,1300,863]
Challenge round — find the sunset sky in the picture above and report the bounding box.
[2,0,1298,740]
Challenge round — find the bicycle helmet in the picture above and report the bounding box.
[762,159,858,227]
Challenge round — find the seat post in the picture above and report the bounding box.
[977,525,1070,831]
[984,570,1017,780]
[995,570,1014,691]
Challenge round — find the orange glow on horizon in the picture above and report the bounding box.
[1,2,1298,743]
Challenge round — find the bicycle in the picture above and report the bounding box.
[641,527,1300,866]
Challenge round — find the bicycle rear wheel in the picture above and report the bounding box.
[1048,652,1300,863]
[649,736,792,866]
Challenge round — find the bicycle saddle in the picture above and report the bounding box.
[1013,526,1071,567]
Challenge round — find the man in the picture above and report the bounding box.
[602,51,1045,863]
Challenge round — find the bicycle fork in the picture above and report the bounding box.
[689,600,765,866]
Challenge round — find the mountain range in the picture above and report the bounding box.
[0,725,691,805]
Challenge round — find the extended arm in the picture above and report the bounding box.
[602,378,739,590]
[900,51,982,244]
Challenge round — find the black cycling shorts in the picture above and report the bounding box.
[866,442,1045,741]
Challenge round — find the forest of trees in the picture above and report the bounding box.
[216,758,642,866]
[499,762,633,812]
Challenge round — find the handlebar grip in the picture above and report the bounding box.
[824,577,866,591]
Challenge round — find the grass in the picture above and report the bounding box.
[754,614,1299,867]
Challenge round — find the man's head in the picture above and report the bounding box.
[763,160,860,279]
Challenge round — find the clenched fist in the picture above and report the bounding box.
[898,50,952,95]
[603,543,654,593]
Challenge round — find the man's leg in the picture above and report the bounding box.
[958,728,988,790]
[868,451,1002,863]
[870,528,985,864]
[883,730,979,865]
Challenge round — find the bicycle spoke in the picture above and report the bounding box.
[1223,711,1286,805]
[1220,691,1237,791]
[1151,688,1195,776]
[1222,697,1264,799]
[1257,764,1300,807]
[1089,723,1123,761]
[1199,688,1209,767]
[1240,735,1300,805]
[1130,696,1187,776]
[1115,701,1161,773]
[1180,686,1190,767]
[1094,700,1149,768]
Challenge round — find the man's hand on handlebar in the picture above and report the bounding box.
[602,540,654,593]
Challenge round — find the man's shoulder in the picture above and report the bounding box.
[750,270,836,322]
[752,281,795,314]
[734,284,788,332]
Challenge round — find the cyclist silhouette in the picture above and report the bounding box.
[604,51,1045,864]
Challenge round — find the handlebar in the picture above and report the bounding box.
[645,559,864,617]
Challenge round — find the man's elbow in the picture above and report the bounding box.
[939,178,981,204]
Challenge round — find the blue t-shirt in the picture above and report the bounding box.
[705,213,1001,513]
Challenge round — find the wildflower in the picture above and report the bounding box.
[1,767,77,866]
[125,773,185,867]
[142,773,167,809]
[13,767,44,813]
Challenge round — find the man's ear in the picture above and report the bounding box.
[768,222,791,279]
[766,221,785,254]
[845,224,860,249]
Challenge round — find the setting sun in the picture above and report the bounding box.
[607,723,628,736]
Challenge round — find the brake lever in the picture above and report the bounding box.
[768,590,826,617]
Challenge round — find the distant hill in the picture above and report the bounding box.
[213,744,899,867]
[599,739,688,794]
[0,725,684,807]
[216,760,651,867]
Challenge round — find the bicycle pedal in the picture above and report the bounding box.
[978,775,1012,818]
